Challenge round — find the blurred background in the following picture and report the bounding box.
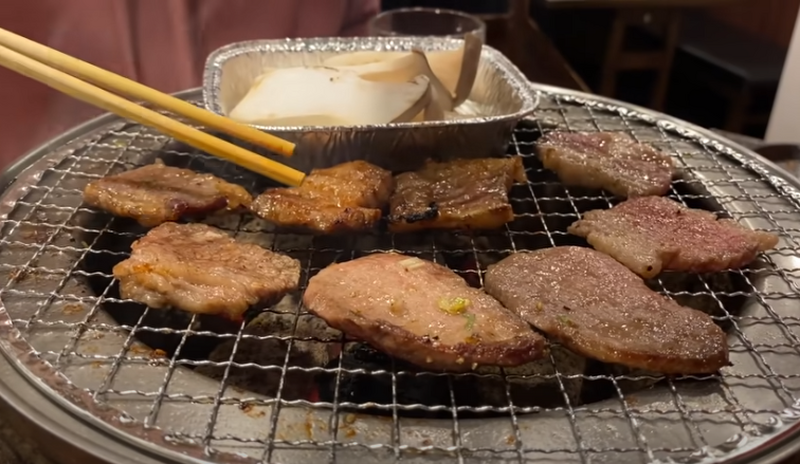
[0,0,795,166]
[381,0,795,143]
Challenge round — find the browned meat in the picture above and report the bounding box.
[250,160,393,234]
[484,247,729,374]
[387,157,527,233]
[536,131,676,198]
[568,196,779,278]
[113,222,300,321]
[83,159,252,227]
[303,252,546,371]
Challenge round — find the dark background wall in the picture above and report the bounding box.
[707,0,799,49]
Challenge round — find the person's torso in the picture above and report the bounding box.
[0,0,374,168]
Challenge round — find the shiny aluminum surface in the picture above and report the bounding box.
[202,36,538,173]
[0,85,799,464]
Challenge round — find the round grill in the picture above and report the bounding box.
[1,85,800,464]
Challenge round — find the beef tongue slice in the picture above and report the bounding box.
[484,246,729,374]
[303,252,546,372]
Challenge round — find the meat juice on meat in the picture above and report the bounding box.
[250,160,393,234]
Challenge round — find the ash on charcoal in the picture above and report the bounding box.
[650,271,746,329]
[195,294,341,400]
[472,344,586,408]
[317,342,454,418]
[316,342,585,418]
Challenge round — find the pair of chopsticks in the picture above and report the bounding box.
[0,28,305,187]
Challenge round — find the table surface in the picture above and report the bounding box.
[0,18,798,464]
[540,0,745,9]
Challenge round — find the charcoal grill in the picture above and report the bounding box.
[1,84,800,464]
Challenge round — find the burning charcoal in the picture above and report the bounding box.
[469,344,586,408]
[649,271,745,324]
[195,295,339,400]
[609,364,663,395]
[318,343,453,418]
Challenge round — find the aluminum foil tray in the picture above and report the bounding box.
[1,85,800,464]
[202,36,539,173]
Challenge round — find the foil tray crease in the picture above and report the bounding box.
[202,36,539,174]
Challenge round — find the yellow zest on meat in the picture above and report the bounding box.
[438,296,471,315]
[558,314,577,327]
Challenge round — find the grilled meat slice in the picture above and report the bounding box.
[536,131,676,198]
[83,159,252,227]
[113,222,300,320]
[387,157,527,233]
[303,252,546,371]
[568,196,779,278]
[484,247,729,374]
[250,160,393,234]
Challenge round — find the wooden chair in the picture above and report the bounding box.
[480,0,591,92]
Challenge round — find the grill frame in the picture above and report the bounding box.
[0,85,800,464]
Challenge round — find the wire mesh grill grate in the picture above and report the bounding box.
[1,87,800,464]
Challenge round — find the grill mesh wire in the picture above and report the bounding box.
[0,90,800,464]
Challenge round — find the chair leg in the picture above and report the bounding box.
[599,11,626,98]
[650,10,681,112]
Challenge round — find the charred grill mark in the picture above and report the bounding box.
[389,201,439,224]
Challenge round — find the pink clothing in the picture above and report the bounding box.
[0,0,379,170]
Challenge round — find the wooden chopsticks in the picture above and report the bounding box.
[0,28,305,187]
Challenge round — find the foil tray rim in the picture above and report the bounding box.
[201,36,539,133]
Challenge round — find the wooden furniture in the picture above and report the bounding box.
[675,12,787,133]
[483,0,591,92]
[536,0,744,111]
